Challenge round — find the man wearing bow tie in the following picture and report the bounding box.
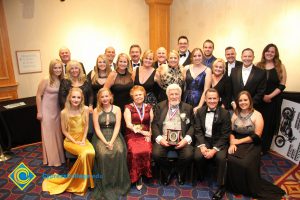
[194,88,231,200]
[178,35,192,66]
[129,44,142,68]
[152,84,194,186]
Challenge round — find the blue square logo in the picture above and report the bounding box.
[8,162,36,191]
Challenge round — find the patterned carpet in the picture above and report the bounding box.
[0,142,298,200]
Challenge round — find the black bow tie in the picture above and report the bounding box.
[180,53,186,57]
[133,63,140,67]
[206,109,216,113]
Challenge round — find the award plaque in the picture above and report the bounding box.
[166,129,182,145]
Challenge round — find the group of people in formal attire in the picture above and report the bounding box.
[35,35,287,200]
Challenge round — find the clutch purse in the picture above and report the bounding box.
[166,129,182,145]
[133,124,143,132]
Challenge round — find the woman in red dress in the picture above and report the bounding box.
[124,85,154,190]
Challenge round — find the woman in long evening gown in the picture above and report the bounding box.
[87,54,111,108]
[182,48,212,112]
[42,88,95,196]
[155,50,185,102]
[257,44,287,154]
[132,50,158,107]
[36,59,65,166]
[226,91,285,200]
[124,86,153,190]
[92,88,130,200]
[211,58,231,109]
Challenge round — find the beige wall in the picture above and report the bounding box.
[171,0,300,92]
[3,0,300,97]
[3,0,149,98]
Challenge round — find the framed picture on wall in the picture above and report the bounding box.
[16,50,42,74]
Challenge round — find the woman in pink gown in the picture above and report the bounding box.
[36,59,65,166]
[124,85,153,190]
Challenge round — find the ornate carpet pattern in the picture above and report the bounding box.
[0,143,297,200]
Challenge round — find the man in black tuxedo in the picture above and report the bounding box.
[194,88,231,200]
[225,46,242,76]
[58,47,86,74]
[153,47,167,69]
[178,35,192,66]
[152,83,194,185]
[230,48,266,110]
[129,44,142,68]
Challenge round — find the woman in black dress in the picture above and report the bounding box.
[132,49,158,107]
[226,91,285,200]
[87,54,111,108]
[104,53,133,112]
[211,58,231,109]
[58,60,93,112]
[257,44,287,155]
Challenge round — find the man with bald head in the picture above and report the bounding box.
[153,47,167,69]
[58,47,86,74]
[105,46,116,70]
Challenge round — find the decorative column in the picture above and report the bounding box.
[145,0,173,52]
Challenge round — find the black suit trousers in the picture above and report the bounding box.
[194,146,227,186]
[152,143,193,178]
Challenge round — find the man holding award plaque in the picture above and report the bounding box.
[194,88,231,200]
[152,84,194,185]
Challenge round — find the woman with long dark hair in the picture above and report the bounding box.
[257,43,287,155]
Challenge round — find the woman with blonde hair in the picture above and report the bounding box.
[36,59,65,166]
[155,50,185,102]
[211,58,231,109]
[43,88,95,196]
[87,54,111,108]
[92,88,130,199]
[58,60,93,112]
[104,53,133,112]
[132,49,158,106]
[256,43,287,155]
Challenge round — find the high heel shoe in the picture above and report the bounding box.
[136,177,143,190]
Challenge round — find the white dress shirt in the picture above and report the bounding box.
[179,51,189,65]
[242,65,253,86]
[227,62,236,76]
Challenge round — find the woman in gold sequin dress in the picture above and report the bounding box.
[42,88,95,196]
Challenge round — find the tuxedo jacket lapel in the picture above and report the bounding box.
[245,67,255,88]
[237,67,243,87]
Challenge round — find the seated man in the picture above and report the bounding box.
[194,88,231,200]
[152,83,194,185]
